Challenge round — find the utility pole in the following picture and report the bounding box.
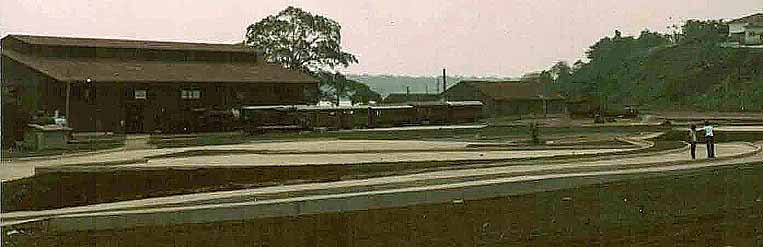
[442,68,447,93]
[442,68,447,101]
[406,86,411,102]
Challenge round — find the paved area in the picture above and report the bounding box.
[3,142,757,230]
[0,165,35,183]
[7,140,476,165]
[0,140,469,181]
[137,148,632,168]
[714,126,763,132]
[1,140,637,181]
[672,125,763,132]
[340,124,487,132]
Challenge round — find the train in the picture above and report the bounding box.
[237,101,484,133]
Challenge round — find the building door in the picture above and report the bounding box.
[125,104,144,133]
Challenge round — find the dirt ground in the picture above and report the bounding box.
[6,162,762,247]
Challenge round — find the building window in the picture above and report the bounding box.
[236,91,247,100]
[181,89,201,99]
[135,89,147,100]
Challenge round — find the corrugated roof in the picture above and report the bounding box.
[2,49,317,83]
[7,35,256,53]
[729,13,763,24]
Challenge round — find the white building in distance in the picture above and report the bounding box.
[728,13,763,46]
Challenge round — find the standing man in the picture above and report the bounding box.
[703,120,715,158]
[530,121,540,145]
[689,124,698,159]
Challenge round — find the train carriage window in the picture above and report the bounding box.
[135,89,147,100]
[181,89,201,100]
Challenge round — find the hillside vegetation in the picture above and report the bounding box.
[550,20,763,112]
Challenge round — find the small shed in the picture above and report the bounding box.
[24,124,72,151]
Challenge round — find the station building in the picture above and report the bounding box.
[1,35,318,148]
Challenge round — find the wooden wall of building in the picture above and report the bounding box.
[42,81,318,133]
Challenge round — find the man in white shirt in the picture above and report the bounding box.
[703,120,715,158]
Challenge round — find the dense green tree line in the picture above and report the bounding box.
[549,19,763,111]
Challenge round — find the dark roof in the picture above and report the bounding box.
[2,49,317,83]
[457,80,564,101]
[383,93,441,103]
[729,13,763,24]
[5,34,256,53]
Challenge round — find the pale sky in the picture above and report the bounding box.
[1,0,761,77]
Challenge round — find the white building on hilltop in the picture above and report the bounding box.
[728,13,763,46]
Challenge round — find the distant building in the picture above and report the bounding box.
[382,93,441,104]
[442,80,565,116]
[1,35,318,147]
[728,13,763,45]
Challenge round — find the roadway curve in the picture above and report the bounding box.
[2,141,760,232]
